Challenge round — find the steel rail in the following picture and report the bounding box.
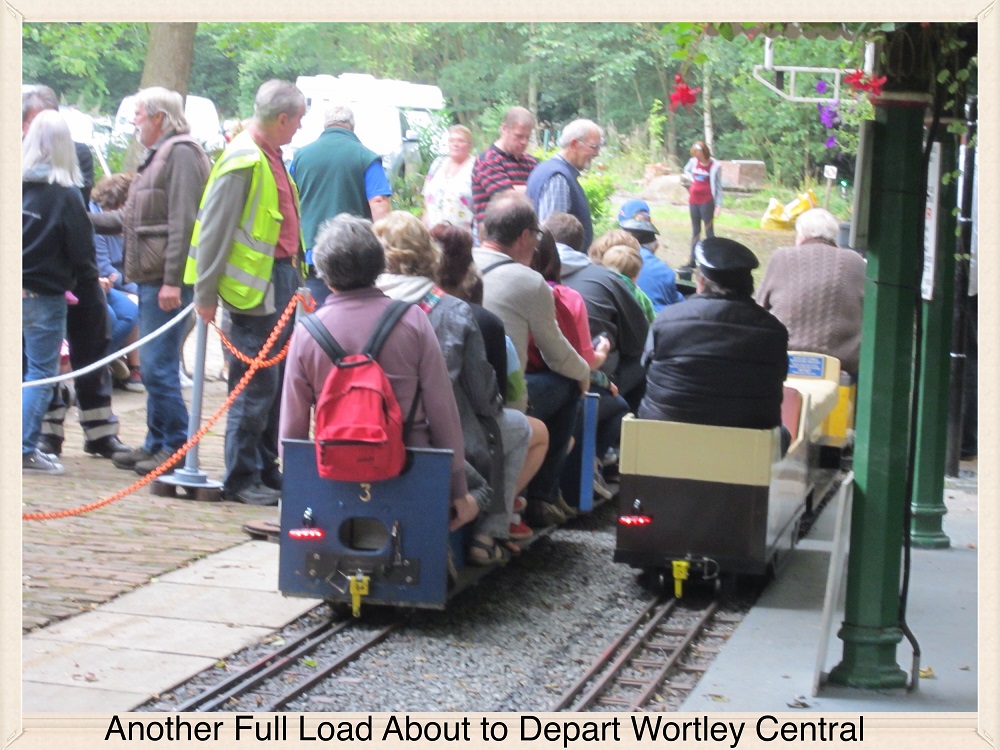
[566,597,681,712]
[550,595,668,711]
[624,599,720,710]
[264,619,404,711]
[173,615,347,712]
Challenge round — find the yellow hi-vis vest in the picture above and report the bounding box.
[184,130,300,310]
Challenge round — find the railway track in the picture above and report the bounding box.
[551,594,744,712]
[171,609,405,713]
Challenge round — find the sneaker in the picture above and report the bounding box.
[525,500,566,528]
[554,492,579,518]
[115,366,145,393]
[23,449,65,475]
[261,467,282,491]
[593,471,614,501]
[134,448,178,475]
[224,482,280,506]
[509,519,534,540]
[111,447,155,471]
[36,434,63,458]
[110,357,130,381]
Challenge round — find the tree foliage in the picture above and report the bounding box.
[24,21,946,187]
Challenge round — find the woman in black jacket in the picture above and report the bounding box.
[22,110,100,474]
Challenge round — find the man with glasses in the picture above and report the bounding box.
[526,118,603,250]
[473,193,590,527]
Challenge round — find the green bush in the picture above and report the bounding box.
[580,170,615,227]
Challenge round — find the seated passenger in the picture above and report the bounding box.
[90,174,141,390]
[432,221,546,544]
[599,243,656,322]
[472,193,591,528]
[616,199,685,313]
[528,229,627,499]
[639,237,789,439]
[755,207,865,377]
[278,214,478,532]
[373,211,532,564]
[545,212,650,413]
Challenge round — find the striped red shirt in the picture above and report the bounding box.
[470,144,538,225]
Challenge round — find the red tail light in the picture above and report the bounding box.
[618,515,653,526]
[288,528,325,540]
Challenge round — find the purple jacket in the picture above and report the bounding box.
[278,286,468,501]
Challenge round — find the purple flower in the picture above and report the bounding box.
[816,79,828,94]
[825,136,837,149]
[819,103,840,129]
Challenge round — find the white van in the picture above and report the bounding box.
[113,94,226,153]
[286,74,446,180]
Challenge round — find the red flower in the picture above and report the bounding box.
[844,69,866,88]
[865,75,887,97]
[669,75,701,111]
[845,69,887,98]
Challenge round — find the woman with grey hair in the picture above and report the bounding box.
[279,213,479,532]
[22,110,100,474]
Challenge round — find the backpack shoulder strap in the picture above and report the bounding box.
[482,258,515,275]
[364,300,412,359]
[301,313,348,363]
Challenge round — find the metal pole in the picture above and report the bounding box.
[157,313,223,495]
[945,97,977,476]
[910,128,958,548]
[828,95,927,690]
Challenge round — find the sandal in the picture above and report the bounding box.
[466,536,510,566]
[502,540,522,556]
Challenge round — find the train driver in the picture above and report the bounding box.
[638,237,790,451]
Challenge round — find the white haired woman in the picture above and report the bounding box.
[22,110,100,474]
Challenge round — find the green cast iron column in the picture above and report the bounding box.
[910,130,958,548]
[828,97,927,689]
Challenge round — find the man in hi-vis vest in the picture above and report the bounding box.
[185,80,306,506]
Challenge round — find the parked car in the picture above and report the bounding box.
[112,93,226,154]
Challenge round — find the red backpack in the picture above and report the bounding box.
[301,301,419,482]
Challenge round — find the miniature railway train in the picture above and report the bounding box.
[276,354,853,614]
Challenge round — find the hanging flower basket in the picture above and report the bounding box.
[669,74,701,111]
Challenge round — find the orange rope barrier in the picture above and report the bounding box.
[23,291,314,522]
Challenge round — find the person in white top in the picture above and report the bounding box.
[422,125,475,231]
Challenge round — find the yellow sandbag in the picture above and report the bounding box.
[784,190,818,222]
[760,197,793,231]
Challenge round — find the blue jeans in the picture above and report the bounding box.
[224,262,299,493]
[138,283,193,453]
[106,288,139,352]
[304,266,332,308]
[22,293,67,454]
[525,371,580,503]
